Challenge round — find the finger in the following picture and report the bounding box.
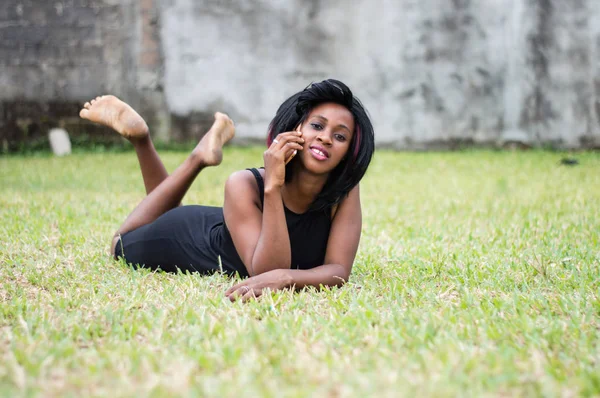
[279,145,303,163]
[272,132,304,147]
[225,282,249,297]
[272,137,304,148]
[241,288,259,303]
[285,149,297,164]
[225,282,242,296]
[228,287,247,302]
[268,142,303,159]
[283,142,304,151]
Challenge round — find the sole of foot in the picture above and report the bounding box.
[193,112,235,167]
[79,95,149,140]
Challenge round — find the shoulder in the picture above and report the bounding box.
[226,168,265,183]
[224,169,262,207]
[226,169,254,184]
[331,184,360,219]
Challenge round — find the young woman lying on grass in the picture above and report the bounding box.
[79,79,375,301]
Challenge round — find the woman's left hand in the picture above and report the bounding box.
[225,269,292,302]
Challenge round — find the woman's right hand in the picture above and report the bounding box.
[263,129,304,190]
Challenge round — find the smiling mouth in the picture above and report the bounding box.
[310,147,329,160]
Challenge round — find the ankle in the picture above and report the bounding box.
[131,135,152,148]
[188,150,208,170]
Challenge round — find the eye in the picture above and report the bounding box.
[335,133,347,142]
[310,123,323,131]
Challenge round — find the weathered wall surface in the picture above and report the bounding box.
[2,0,600,150]
[160,0,600,148]
[0,0,167,150]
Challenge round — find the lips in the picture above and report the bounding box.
[309,145,329,160]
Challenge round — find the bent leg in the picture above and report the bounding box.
[110,111,235,254]
[110,151,205,255]
[79,95,235,257]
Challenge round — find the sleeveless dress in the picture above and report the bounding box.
[114,168,332,277]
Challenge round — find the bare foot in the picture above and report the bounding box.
[193,112,235,166]
[79,95,149,140]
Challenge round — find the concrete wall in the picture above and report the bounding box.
[0,0,167,149]
[159,0,600,148]
[2,0,600,150]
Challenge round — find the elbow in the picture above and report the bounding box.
[330,264,350,287]
[332,275,348,288]
[248,268,265,277]
[247,263,261,277]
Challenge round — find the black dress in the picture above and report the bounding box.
[115,168,332,277]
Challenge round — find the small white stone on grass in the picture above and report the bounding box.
[48,128,72,156]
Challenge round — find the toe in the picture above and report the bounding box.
[215,112,233,125]
[80,109,90,119]
[84,101,91,109]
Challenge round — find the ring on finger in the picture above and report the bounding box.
[273,139,279,144]
[241,286,250,294]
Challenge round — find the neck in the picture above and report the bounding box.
[281,167,328,214]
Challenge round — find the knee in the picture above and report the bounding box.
[111,234,121,259]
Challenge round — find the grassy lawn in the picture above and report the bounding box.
[1,148,599,397]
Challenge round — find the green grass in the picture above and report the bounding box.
[1,148,599,397]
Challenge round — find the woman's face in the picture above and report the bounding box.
[297,102,355,174]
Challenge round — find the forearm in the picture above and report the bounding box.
[280,263,350,290]
[250,188,292,275]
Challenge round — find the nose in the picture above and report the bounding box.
[317,130,333,146]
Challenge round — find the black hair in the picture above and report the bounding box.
[266,79,375,212]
